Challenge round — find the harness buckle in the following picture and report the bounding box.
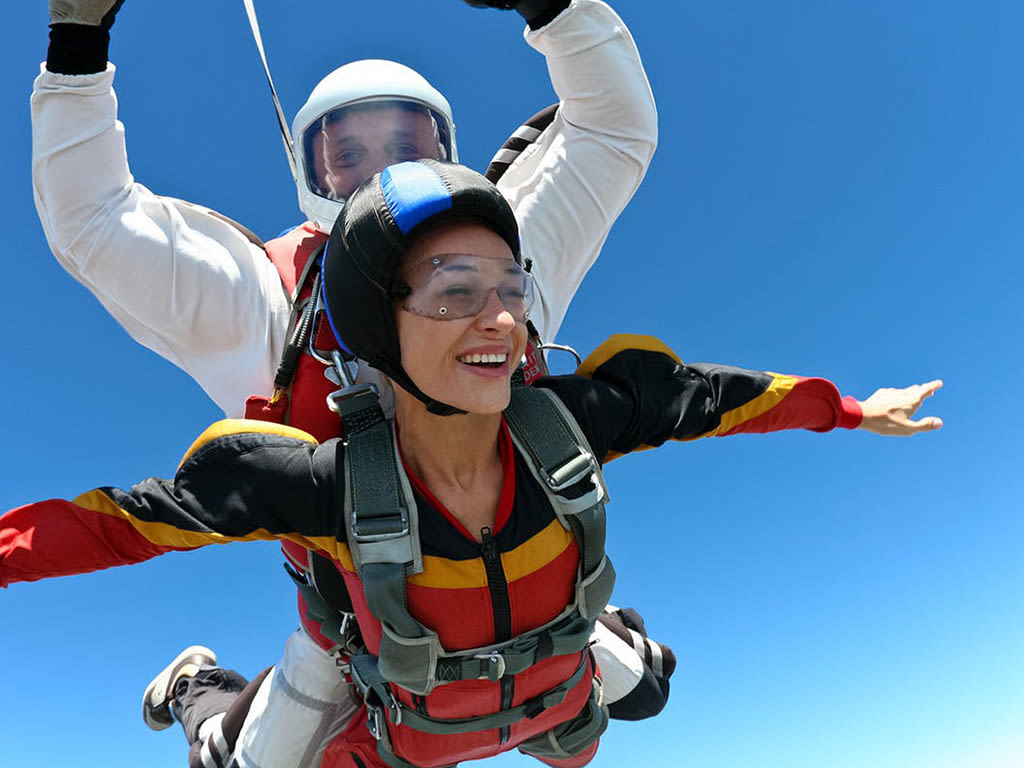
[366,702,386,741]
[325,349,383,424]
[361,685,402,739]
[326,384,380,418]
[474,651,507,681]
[350,509,410,542]
[544,452,595,492]
[386,689,403,726]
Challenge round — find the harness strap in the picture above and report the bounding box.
[375,609,594,693]
[274,266,322,392]
[351,653,589,736]
[433,613,593,682]
[504,387,614,619]
[283,561,353,651]
[344,386,613,697]
[343,418,426,639]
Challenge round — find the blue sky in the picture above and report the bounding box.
[1,1,1022,767]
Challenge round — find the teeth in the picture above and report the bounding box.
[458,353,508,364]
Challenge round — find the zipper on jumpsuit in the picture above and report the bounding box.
[480,526,513,744]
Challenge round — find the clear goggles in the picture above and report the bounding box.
[300,98,453,203]
[397,254,535,322]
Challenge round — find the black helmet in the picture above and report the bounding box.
[322,159,521,415]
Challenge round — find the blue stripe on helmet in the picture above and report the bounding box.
[380,162,452,235]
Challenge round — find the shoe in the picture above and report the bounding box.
[142,645,217,731]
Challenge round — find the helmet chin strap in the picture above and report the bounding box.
[241,0,298,183]
[374,356,467,417]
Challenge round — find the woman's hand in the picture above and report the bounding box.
[856,380,944,436]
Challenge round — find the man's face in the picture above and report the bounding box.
[319,105,443,200]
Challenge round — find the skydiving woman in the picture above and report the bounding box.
[0,161,942,768]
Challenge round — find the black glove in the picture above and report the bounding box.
[46,0,126,75]
[461,0,571,30]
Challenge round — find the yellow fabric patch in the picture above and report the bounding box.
[408,555,488,589]
[177,419,319,470]
[576,334,683,378]
[332,543,355,573]
[500,519,575,583]
[403,520,574,590]
[574,334,684,463]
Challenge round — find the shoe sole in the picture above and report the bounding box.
[142,645,217,731]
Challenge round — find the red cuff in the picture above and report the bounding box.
[838,396,863,429]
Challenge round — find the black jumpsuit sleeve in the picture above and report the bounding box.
[0,420,345,586]
[535,334,862,464]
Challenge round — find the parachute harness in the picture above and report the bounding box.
[320,357,614,762]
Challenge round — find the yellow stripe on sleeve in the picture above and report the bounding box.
[72,488,344,561]
[684,372,798,440]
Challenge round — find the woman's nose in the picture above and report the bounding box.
[474,289,517,333]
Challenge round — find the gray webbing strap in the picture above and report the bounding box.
[352,652,589,736]
[344,419,426,640]
[433,613,593,682]
[375,608,595,694]
[504,387,616,619]
[504,388,608,577]
[504,387,596,496]
[284,563,350,649]
[400,660,588,735]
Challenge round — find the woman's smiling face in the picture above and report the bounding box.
[394,219,528,415]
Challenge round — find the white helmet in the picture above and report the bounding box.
[292,60,458,233]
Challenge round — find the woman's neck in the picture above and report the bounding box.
[393,391,505,539]
[395,394,503,486]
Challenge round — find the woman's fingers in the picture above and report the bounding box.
[857,380,944,436]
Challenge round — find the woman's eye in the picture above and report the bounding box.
[499,283,527,300]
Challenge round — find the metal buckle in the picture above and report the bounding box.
[536,341,582,368]
[324,358,360,388]
[366,702,386,741]
[325,349,381,420]
[544,452,594,492]
[385,689,403,726]
[350,508,410,542]
[364,687,402,738]
[474,651,507,681]
[326,384,380,417]
[306,289,338,367]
